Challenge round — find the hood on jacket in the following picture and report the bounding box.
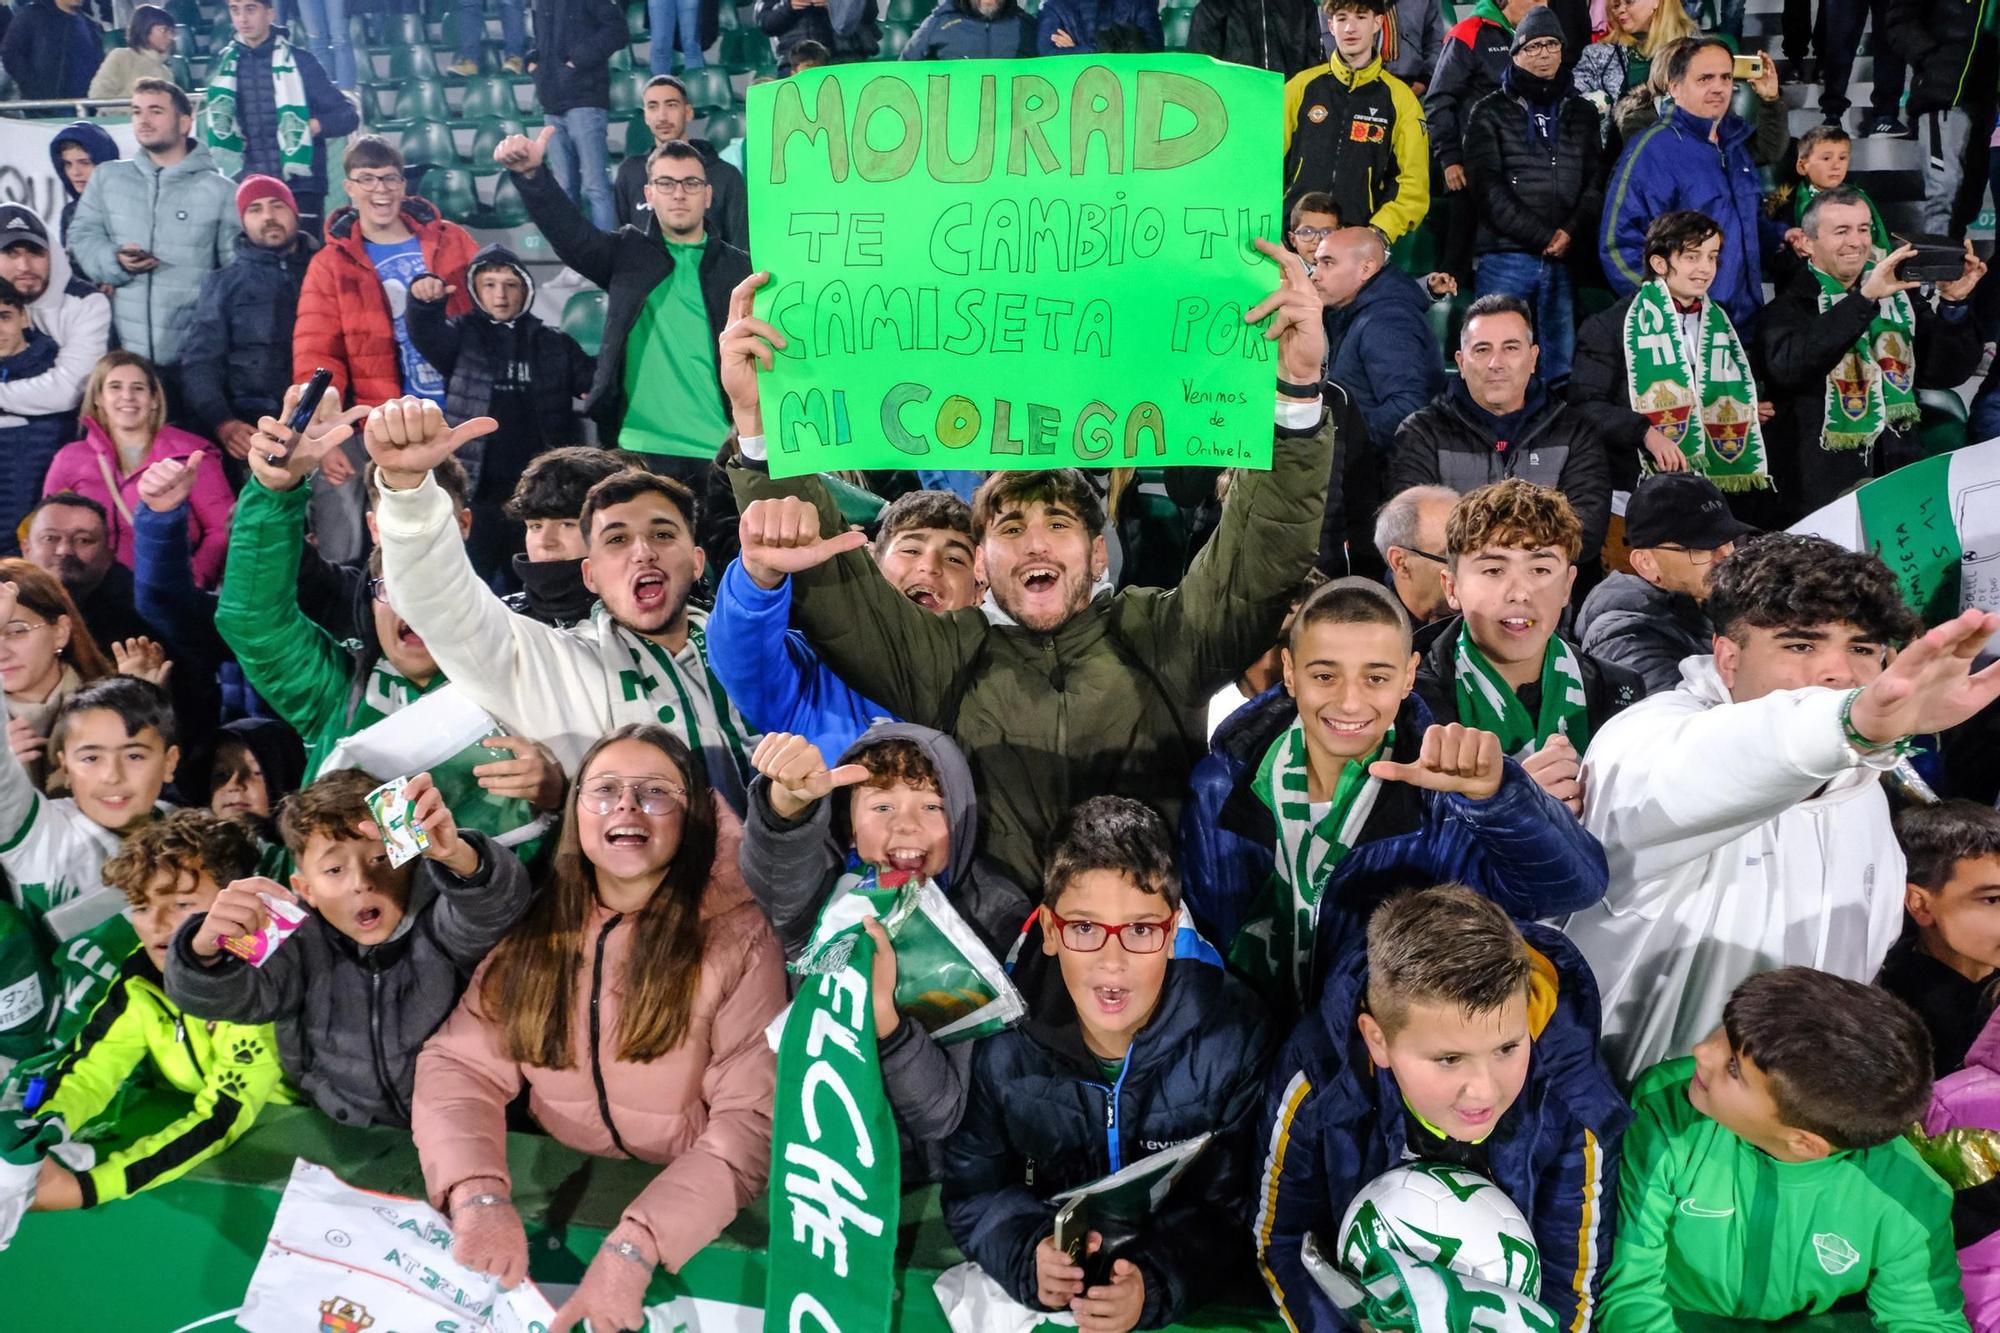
[134,139,225,181]
[49,122,119,201]
[465,241,536,324]
[834,720,983,891]
[2,204,82,312]
[322,195,451,252]
[211,716,309,811]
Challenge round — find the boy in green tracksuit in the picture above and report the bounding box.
[23,811,287,1212]
[1601,967,1968,1332]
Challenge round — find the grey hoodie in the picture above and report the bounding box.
[66,138,238,366]
[740,720,1032,1148]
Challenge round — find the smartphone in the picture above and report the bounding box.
[1053,1197,1086,1264]
[1732,54,1763,81]
[269,367,333,462]
[1890,231,1969,283]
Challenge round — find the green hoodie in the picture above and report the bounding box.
[1599,1058,1967,1332]
[214,481,446,782]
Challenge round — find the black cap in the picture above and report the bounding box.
[0,205,48,254]
[1625,473,1756,550]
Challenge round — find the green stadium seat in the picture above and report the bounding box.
[627,1,650,39]
[612,69,655,115]
[469,115,527,171]
[398,118,461,169]
[717,0,741,29]
[388,11,429,48]
[171,23,199,59]
[1164,9,1191,47]
[483,172,530,227]
[456,75,520,123]
[422,166,479,224]
[723,28,775,73]
[1915,388,1971,459]
[683,66,734,114]
[168,55,194,89]
[878,21,913,56]
[621,110,654,158]
[609,44,634,71]
[386,79,453,128]
[166,0,202,29]
[702,111,745,148]
[562,289,608,355]
[378,42,439,82]
[885,0,925,20]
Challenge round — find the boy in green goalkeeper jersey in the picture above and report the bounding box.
[1601,967,1969,1332]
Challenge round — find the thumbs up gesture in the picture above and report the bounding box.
[1368,723,1505,801]
[493,124,556,176]
[752,732,872,820]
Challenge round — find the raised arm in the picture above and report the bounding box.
[493,128,621,289]
[0,292,107,418]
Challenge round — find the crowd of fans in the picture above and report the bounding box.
[0,1,1992,1332]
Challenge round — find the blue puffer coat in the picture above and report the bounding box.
[903,0,1036,58]
[1180,687,1608,1007]
[0,328,73,555]
[1255,921,1631,1331]
[1324,265,1446,453]
[942,934,1277,1328]
[180,233,317,437]
[1034,0,1163,53]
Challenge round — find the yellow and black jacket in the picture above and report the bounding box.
[31,950,289,1206]
[1281,54,1431,243]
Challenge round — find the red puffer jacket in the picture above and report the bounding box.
[293,197,476,407]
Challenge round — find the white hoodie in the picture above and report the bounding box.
[1561,655,1907,1086]
[0,219,109,420]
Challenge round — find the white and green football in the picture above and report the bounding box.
[1336,1161,1543,1296]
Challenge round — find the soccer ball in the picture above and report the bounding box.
[1336,1161,1542,1296]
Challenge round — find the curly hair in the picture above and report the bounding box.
[276,767,381,859]
[1706,534,1920,646]
[1444,479,1583,566]
[104,809,260,907]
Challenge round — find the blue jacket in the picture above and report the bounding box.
[1599,104,1773,333]
[1034,0,1163,53]
[1256,921,1630,1331]
[1179,687,1608,999]
[1,0,101,102]
[903,0,1036,59]
[0,329,73,554]
[942,935,1277,1327]
[180,233,316,437]
[1324,266,1445,453]
[706,558,897,761]
[48,122,118,251]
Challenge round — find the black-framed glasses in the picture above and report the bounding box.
[648,176,710,194]
[367,577,392,604]
[1518,38,1563,55]
[1400,547,1449,565]
[1047,909,1170,954]
[579,775,688,816]
[1652,543,1724,565]
[1292,226,1334,242]
[346,171,404,192]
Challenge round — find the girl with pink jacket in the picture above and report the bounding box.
[413,724,787,1333]
[41,352,233,588]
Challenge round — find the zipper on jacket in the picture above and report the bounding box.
[174,1014,204,1080]
[589,914,636,1157]
[1099,1033,1141,1175]
[367,962,411,1125]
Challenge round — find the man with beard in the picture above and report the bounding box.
[0,205,109,440]
[611,76,747,249]
[363,398,762,813]
[711,247,1336,890]
[23,493,152,648]
[181,176,317,473]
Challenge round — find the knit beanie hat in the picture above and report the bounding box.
[235,174,297,221]
[1510,6,1566,52]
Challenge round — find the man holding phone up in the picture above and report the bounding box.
[1757,186,1986,525]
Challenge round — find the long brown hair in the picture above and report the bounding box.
[80,350,166,443]
[480,725,717,1068]
[0,557,112,682]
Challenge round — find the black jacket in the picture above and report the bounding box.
[612,138,749,251]
[529,0,630,115]
[1885,0,1999,115]
[941,941,1277,1327]
[181,233,317,437]
[1389,378,1613,563]
[1280,55,1428,231]
[1186,0,1323,78]
[1413,614,1644,744]
[903,0,1037,59]
[405,242,595,499]
[513,163,750,442]
[1756,266,1984,524]
[1574,571,1713,696]
[1568,291,1656,492]
[1,0,100,102]
[755,0,881,70]
[222,34,358,198]
[1462,73,1604,257]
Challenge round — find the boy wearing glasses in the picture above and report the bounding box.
[1576,473,1750,695]
[943,796,1277,1332]
[165,767,530,1129]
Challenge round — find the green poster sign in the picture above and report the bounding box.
[745,55,1284,477]
[1855,452,1964,624]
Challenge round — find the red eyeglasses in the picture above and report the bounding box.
[1046,910,1170,954]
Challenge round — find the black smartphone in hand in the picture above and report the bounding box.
[268,367,334,462]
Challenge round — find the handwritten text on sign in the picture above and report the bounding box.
[746,55,1284,476]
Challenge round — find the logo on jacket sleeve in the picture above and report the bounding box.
[1813,1232,1860,1275]
[1349,119,1387,143]
[1308,104,1329,123]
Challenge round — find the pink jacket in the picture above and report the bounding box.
[41,420,234,588]
[1927,1006,2000,1331]
[413,804,787,1272]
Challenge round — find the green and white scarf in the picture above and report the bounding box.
[765,922,900,1333]
[1452,623,1589,758]
[1622,278,1768,490]
[1814,262,1919,453]
[1235,718,1388,1009]
[203,36,313,182]
[621,615,755,788]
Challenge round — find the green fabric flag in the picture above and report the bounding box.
[203,38,313,182]
[1234,719,1387,1010]
[1855,452,1964,624]
[1451,624,1590,758]
[765,922,900,1333]
[1621,278,1767,489]
[1812,262,1918,452]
